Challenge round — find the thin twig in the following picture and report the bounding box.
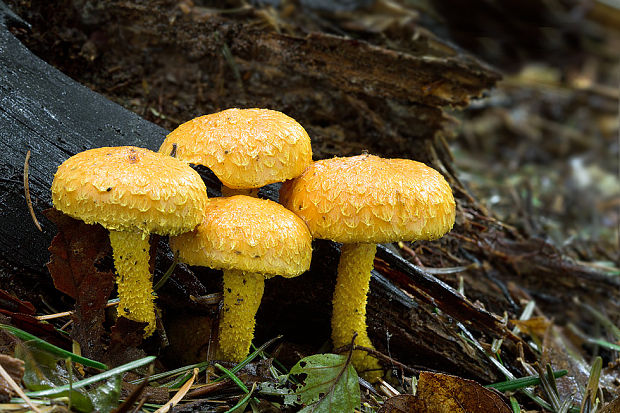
[23,150,42,232]
[333,343,420,376]
[186,379,232,399]
[36,301,120,320]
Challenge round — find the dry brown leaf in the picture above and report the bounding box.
[106,317,147,367]
[0,290,35,315]
[0,354,25,402]
[379,371,511,413]
[378,394,417,412]
[600,396,620,413]
[510,316,551,338]
[45,209,115,359]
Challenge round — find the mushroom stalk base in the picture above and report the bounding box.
[109,230,156,337]
[217,270,265,362]
[332,243,382,382]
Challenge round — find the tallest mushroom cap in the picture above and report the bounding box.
[51,146,208,235]
[158,108,312,189]
[279,154,456,244]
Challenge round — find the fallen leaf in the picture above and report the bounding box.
[15,341,121,412]
[0,311,67,348]
[0,354,25,402]
[0,289,35,315]
[106,317,147,367]
[378,394,417,412]
[379,371,511,413]
[45,210,115,360]
[286,353,361,413]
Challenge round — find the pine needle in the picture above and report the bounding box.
[23,150,42,232]
[154,367,198,413]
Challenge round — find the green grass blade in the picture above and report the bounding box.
[215,363,261,406]
[23,356,155,397]
[153,252,178,291]
[225,383,256,413]
[581,356,602,413]
[215,364,250,393]
[221,336,282,380]
[486,370,568,392]
[139,361,209,384]
[0,324,107,370]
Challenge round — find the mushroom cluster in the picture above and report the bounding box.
[50,108,456,383]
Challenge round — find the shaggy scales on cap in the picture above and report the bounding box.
[280,154,455,381]
[170,195,312,362]
[159,108,312,196]
[52,146,208,336]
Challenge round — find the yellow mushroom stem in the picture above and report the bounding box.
[217,270,265,362]
[220,186,259,198]
[331,243,382,382]
[109,230,157,337]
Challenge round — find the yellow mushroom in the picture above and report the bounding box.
[279,154,456,381]
[158,108,312,196]
[51,146,208,336]
[169,195,312,362]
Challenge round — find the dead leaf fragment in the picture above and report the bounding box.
[379,394,417,412]
[379,371,511,413]
[510,316,551,338]
[0,354,25,402]
[600,396,620,413]
[0,290,35,315]
[45,210,115,360]
[106,317,147,367]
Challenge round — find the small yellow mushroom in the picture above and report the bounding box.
[159,108,312,196]
[280,154,456,382]
[170,195,312,362]
[51,146,208,336]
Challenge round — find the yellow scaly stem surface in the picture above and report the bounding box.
[332,243,382,382]
[109,230,156,337]
[217,270,265,362]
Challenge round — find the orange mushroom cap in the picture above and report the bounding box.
[279,154,456,244]
[170,195,312,277]
[159,108,312,189]
[52,146,208,235]
[51,146,208,337]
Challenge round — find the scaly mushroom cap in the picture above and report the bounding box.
[158,108,312,189]
[170,195,312,277]
[279,154,456,244]
[52,146,208,235]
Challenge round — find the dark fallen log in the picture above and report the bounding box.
[8,0,501,161]
[0,3,167,274]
